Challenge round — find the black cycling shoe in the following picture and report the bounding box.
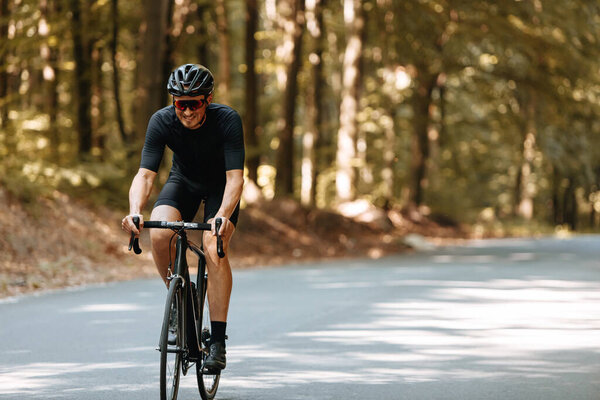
[204,342,226,371]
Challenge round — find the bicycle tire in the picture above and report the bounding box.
[196,273,220,400]
[160,279,184,400]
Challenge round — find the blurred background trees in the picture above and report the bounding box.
[1,0,599,232]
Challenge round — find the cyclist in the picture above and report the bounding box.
[121,64,244,371]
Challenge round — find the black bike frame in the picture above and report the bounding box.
[173,231,205,361]
[129,217,224,364]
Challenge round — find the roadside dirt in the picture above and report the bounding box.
[0,189,466,298]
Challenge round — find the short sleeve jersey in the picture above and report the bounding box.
[140,103,245,192]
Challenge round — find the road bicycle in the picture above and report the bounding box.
[129,216,226,400]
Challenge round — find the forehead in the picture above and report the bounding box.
[173,94,207,101]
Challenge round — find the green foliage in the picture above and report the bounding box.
[1,0,599,231]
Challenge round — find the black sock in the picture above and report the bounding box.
[211,321,227,346]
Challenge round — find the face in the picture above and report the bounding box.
[173,94,212,129]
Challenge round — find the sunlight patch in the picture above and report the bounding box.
[67,303,144,312]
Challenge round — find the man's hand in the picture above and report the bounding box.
[209,216,234,240]
[122,214,144,235]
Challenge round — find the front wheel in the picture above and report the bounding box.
[160,279,184,400]
[196,275,220,400]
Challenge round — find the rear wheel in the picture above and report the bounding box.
[160,279,183,400]
[196,274,220,400]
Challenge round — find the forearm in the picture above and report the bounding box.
[129,169,156,215]
[217,170,244,219]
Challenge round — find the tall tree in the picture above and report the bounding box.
[0,0,9,129]
[111,0,128,145]
[215,0,231,103]
[70,0,93,156]
[274,0,305,197]
[244,0,260,185]
[91,45,105,158]
[161,0,175,107]
[335,0,364,203]
[301,0,325,206]
[516,90,537,219]
[196,3,210,65]
[409,70,438,207]
[134,0,169,139]
[354,0,370,191]
[391,0,459,207]
[40,0,61,159]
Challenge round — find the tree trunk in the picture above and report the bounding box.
[39,0,59,159]
[91,45,105,159]
[0,0,7,129]
[244,0,259,184]
[301,0,325,206]
[354,1,369,191]
[311,0,326,207]
[409,72,437,207]
[111,0,128,145]
[301,93,316,206]
[162,0,175,107]
[335,0,364,203]
[590,193,597,229]
[563,178,577,230]
[215,0,231,103]
[551,166,562,225]
[274,0,305,198]
[381,109,396,207]
[517,94,537,219]
[70,0,93,156]
[134,0,169,140]
[196,4,210,65]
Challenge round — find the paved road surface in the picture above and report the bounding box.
[1,236,599,399]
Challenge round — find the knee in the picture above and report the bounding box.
[203,234,228,266]
[150,229,173,249]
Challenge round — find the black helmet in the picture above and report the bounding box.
[167,64,214,97]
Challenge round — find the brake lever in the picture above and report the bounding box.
[215,218,225,259]
[128,216,142,254]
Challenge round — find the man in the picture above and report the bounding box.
[122,64,244,370]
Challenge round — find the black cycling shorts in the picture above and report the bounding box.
[153,176,240,226]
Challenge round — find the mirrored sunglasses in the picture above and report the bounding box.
[173,99,207,111]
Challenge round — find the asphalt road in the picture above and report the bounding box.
[1,235,599,399]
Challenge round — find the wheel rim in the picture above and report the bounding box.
[167,293,181,398]
[161,284,183,400]
[197,284,220,399]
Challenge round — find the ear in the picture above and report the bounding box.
[207,93,214,104]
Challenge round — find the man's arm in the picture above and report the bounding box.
[122,168,158,235]
[212,169,244,235]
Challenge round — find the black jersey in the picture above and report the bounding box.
[140,103,245,192]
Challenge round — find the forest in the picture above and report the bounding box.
[1,0,600,233]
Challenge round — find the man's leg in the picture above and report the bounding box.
[202,228,233,370]
[202,230,233,322]
[150,205,183,286]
